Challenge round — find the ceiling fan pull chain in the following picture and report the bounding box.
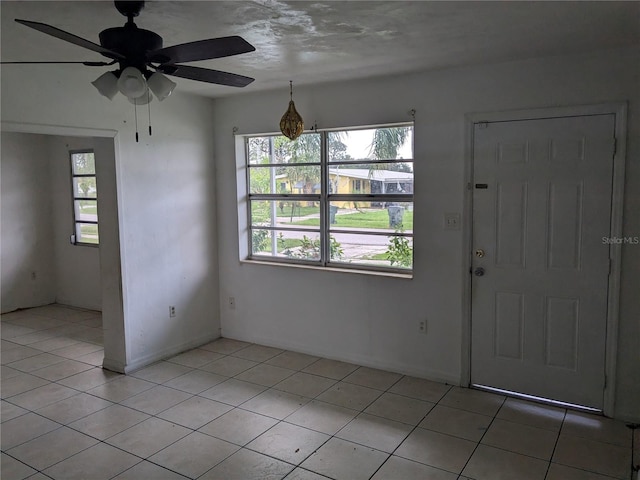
[134,101,139,143]
[148,91,152,137]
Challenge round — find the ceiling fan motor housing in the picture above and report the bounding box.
[114,1,145,19]
[99,25,162,72]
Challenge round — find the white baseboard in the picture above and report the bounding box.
[220,333,460,386]
[56,300,101,312]
[102,357,126,373]
[122,333,221,374]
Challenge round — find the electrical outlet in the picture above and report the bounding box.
[419,320,427,334]
[444,213,461,230]
[169,305,176,317]
[229,297,236,309]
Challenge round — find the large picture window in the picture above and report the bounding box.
[245,124,413,273]
[70,150,99,245]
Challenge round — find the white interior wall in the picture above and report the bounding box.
[0,132,56,312]
[213,47,639,421]
[1,65,220,372]
[1,133,102,312]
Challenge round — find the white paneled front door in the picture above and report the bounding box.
[471,114,615,409]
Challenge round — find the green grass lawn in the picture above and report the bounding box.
[277,205,318,217]
[365,252,390,261]
[78,205,97,215]
[292,208,413,230]
[254,238,304,254]
[78,224,99,244]
[252,204,319,223]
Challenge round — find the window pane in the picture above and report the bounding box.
[329,232,413,269]
[249,165,321,194]
[248,133,321,165]
[76,223,99,244]
[71,152,96,174]
[251,200,320,227]
[328,126,413,162]
[247,137,271,165]
[327,201,413,233]
[328,164,413,194]
[243,128,414,273]
[73,177,97,198]
[251,229,321,261]
[74,200,98,222]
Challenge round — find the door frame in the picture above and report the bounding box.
[1,120,128,373]
[461,103,627,417]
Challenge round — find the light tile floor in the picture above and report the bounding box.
[1,304,637,479]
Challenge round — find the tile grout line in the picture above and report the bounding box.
[453,393,508,479]
[542,408,566,480]
[365,383,456,479]
[4,318,634,480]
[191,353,373,479]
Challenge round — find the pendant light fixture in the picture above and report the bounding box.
[280,80,304,140]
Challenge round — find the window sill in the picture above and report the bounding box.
[240,258,413,279]
[72,243,100,248]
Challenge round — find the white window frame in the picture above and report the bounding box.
[69,149,99,246]
[242,123,414,275]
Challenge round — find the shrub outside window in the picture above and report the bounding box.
[70,150,99,245]
[245,124,413,273]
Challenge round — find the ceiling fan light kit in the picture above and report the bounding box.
[117,66,147,98]
[280,81,304,141]
[92,68,175,102]
[91,71,119,100]
[147,72,176,101]
[128,89,152,105]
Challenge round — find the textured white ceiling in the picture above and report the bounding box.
[1,1,639,98]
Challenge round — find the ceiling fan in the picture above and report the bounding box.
[4,0,256,102]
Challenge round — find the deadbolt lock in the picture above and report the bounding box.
[475,249,485,258]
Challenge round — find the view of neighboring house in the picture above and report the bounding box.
[329,168,413,207]
[275,168,413,208]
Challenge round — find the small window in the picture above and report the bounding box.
[70,150,99,245]
[244,124,414,273]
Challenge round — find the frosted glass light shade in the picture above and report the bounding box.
[117,67,147,98]
[147,72,176,101]
[128,89,153,105]
[92,71,118,100]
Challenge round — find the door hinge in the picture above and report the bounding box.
[613,137,617,156]
[604,374,607,389]
[467,182,472,190]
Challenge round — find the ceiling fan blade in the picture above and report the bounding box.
[15,19,125,60]
[158,64,254,87]
[148,36,255,64]
[0,60,116,66]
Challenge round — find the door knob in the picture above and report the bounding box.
[474,267,485,276]
[475,249,485,258]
